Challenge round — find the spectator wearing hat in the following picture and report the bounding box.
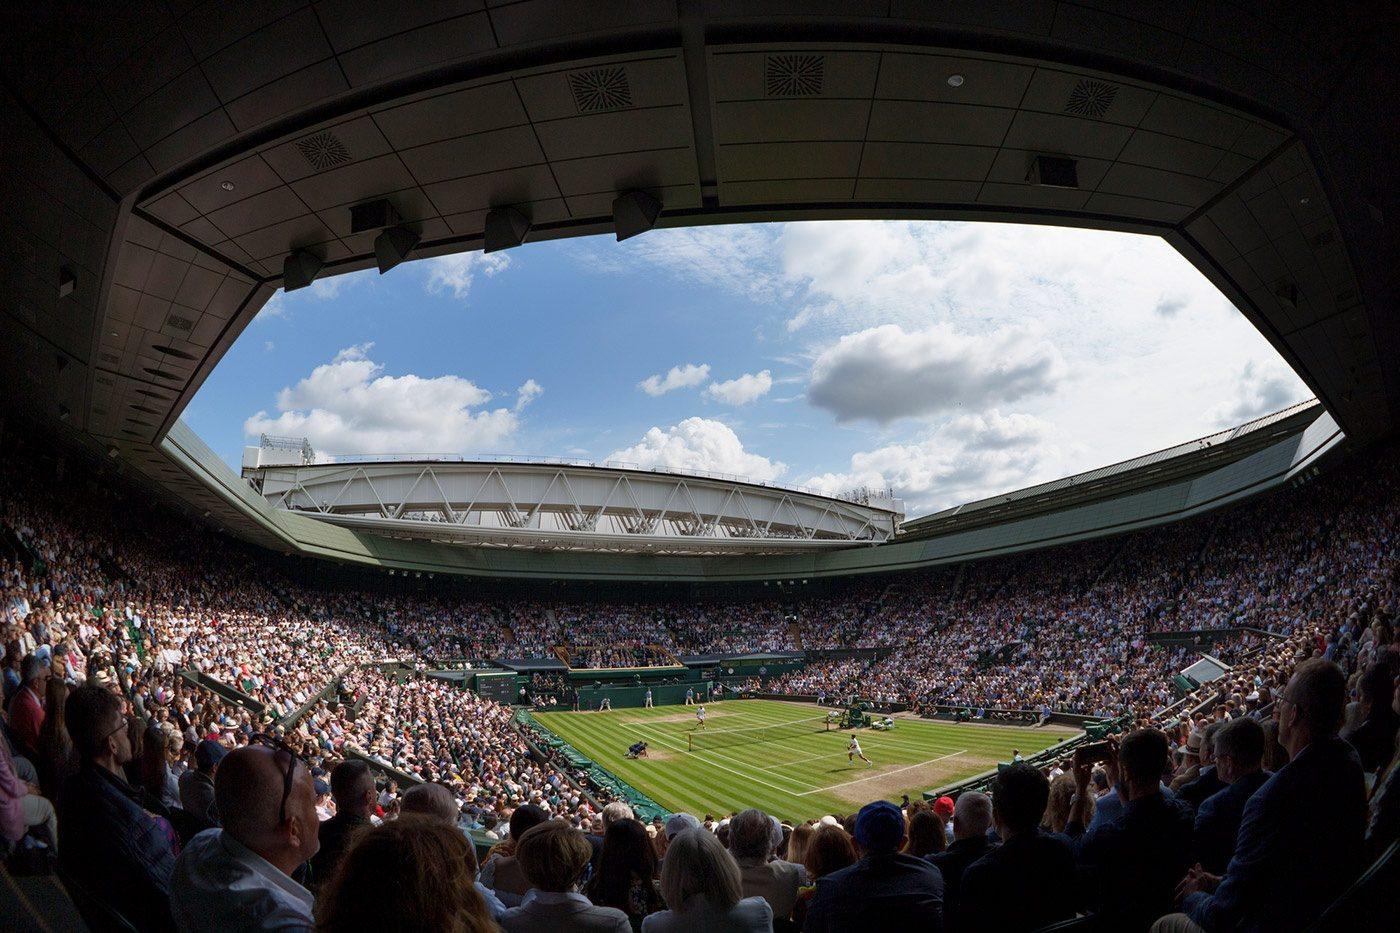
[932,796,956,844]
[180,738,225,830]
[803,799,944,932]
[960,764,1074,932]
[1068,729,1195,930]
[1177,722,1227,810]
[927,792,995,931]
[1158,658,1367,933]
[1192,716,1270,875]
[1169,725,1206,792]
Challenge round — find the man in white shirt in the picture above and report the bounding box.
[170,744,320,932]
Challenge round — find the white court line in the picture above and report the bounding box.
[618,721,819,797]
[796,750,967,796]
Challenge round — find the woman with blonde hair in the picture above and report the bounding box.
[642,828,772,933]
[1042,772,1089,834]
[316,817,500,933]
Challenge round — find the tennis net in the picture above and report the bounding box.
[688,715,830,751]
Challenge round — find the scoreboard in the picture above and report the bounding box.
[474,671,520,704]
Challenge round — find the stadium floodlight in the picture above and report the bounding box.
[282,249,324,292]
[374,225,420,274]
[612,189,662,241]
[484,206,531,253]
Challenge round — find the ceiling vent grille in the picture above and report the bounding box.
[296,130,352,171]
[569,67,632,113]
[1064,79,1118,118]
[165,314,195,332]
[765,54,824,96]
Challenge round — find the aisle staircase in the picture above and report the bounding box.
[787,617,804,650]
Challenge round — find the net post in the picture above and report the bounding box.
[687,732,692,752]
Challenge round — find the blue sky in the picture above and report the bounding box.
[186,220,1310,516]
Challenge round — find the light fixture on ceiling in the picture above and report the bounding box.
[282,249,325,291]
[612,189,662,241]
[58,266,76,297]
[220,181,235,192]
[107,446,119,458]
[1299,196,1311,206]
[58,404,70,421]
[947,74,965,87]
[374,225,420,274]
[484,206,531,253]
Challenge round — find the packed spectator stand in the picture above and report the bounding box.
[2,427,1398,930]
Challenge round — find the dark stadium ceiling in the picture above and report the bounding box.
[0,2,1395,555]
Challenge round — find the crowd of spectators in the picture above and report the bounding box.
[2,427,1399,929]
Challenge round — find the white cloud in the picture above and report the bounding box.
[263,341,275,352]
[598,225,790,301]
[638,363,711,396]
[607,418,786,482]
[807,323,1063,424]
[514,379,544,412]
[1207,361,1308,426]
[705,370,773,405]
[244,344,530,455]
[803,411,1059,513]
[424,251,511,301]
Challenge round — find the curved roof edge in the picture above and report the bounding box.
[160,406,1343,582]
[900,400,1324,541]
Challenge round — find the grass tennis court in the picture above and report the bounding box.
[535,699,1078,822]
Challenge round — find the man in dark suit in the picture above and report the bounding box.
[1156,658,1367,932]
[1192,716,1270,874]
[927,791,996,932]
[960,764,1075,932]
[1068,729,1196,931]
[309,759,374,889]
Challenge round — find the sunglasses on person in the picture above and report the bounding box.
[251,732,304,824]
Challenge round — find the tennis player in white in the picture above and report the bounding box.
[695,704,707,730]
[848,735,872,768]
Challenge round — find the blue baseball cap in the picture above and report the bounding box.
[854,800,905,852]
[195,739,227,772]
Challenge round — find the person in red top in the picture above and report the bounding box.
[6,654,49,756]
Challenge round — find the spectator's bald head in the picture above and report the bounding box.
[215,745,320,871]
[400,782,460,826]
